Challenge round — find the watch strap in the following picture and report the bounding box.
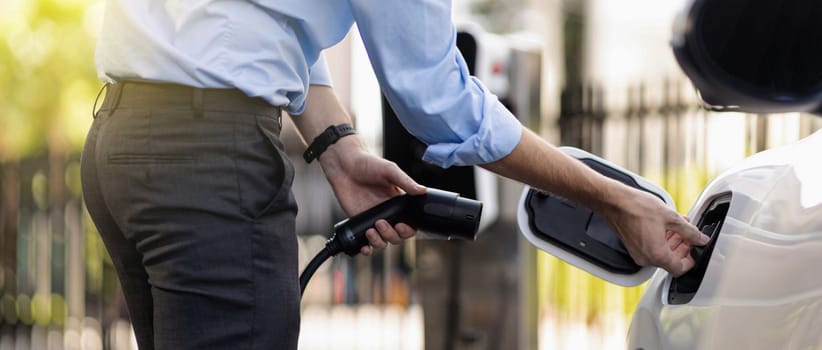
[303,123,357,163]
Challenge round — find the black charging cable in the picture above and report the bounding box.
[299,246,333,296]
[298,188,483,297]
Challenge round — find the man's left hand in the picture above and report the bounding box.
[319,136,427,256]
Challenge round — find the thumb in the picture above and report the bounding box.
[386,165,427,195]
[668,215,710,246]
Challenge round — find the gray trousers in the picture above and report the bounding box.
[81,82,300,349]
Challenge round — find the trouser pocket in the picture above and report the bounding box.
[243,115,295,219]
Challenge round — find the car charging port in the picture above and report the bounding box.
[667,192,732,305]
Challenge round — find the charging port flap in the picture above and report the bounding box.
[517,147,675,287]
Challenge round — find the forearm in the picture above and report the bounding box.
[290,85,366,174]
[290,86,360,148]
[480,127,628,214]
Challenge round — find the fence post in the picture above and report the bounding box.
[1,161,20,295]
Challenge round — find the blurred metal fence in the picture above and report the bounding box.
[0,154,132,350]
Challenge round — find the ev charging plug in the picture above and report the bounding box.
[299,188,482,295]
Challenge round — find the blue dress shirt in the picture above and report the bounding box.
[95,0,522,168]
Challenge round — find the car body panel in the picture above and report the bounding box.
[629,130,822,349]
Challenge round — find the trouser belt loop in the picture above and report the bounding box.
[110,83,124,113]
[192,88,204,119]
[277,110,283,130]
[92,83,109,119]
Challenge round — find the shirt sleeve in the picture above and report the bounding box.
[347,0,522,168]
[309,53,333,87]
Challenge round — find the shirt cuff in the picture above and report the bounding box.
[421,97,523,168]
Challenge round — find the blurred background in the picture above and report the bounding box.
[1,0,821,349]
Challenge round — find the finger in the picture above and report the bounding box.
[385,163,427,195]
[360,245,373,256]
[365,228,388,249]
[666,230,682,249]
[668,235,683,251]
[395,223,416,239]
[668,216,710,246]
[675,256,696,277]
[652,249,682,276]
[376,220,402,245]
[674,241,692,259]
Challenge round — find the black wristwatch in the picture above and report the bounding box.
[303,124,357,163]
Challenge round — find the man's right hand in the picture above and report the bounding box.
[601,186,709,277]
[481,128,709,277]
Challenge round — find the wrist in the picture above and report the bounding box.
[590,178,634,216]
[318,135,366,179]
[303,124,357,163]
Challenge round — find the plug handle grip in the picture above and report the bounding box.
[330,189,482,256]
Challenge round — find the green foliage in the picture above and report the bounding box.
[0,0,102,159]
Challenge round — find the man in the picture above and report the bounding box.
[83,0,708,349]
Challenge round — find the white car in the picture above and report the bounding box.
[518,131,822,350]
[626,129,822,350]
